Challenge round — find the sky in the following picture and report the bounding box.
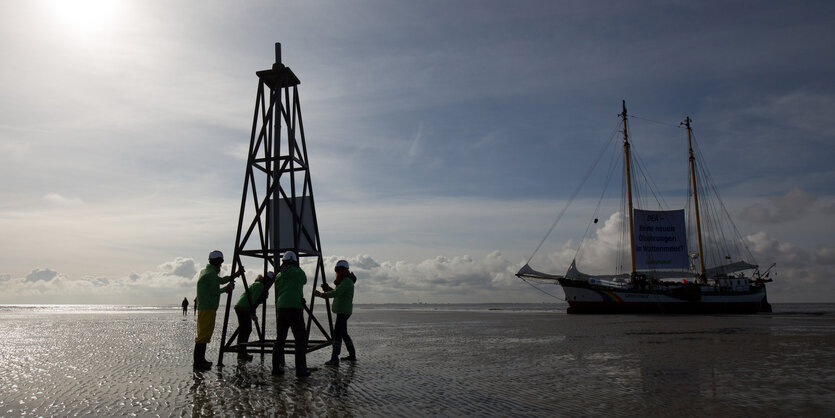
[1,0,834,304]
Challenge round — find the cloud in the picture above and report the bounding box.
[43,193,84,207]
[25,268,59,282]
[408,124,423,158]
[158,257,197,278]
[821,202,835,215]
[814,247,835,266]
[80,276,111,287]
[739,91,835,137]
[745,231,835,302]
[297,251,532,303]
[524,212,835,303]
[746,231,810,269]
[1,234,833,304]
[528,212,628,277]
[0,258,203,304]
[740,187,818,224]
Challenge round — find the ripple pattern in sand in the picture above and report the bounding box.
[2,306,835,416]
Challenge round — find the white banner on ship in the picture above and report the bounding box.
[633,209,688,270]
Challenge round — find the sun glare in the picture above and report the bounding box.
[48,0,123,38]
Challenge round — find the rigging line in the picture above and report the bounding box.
[576,138,621,259]
[629,114,683,129]
[691,130,756,264]
[525,121,623,265]
[631,147,670,210]
[520,277,566,301]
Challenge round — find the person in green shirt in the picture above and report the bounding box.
[272,251,311,377]
[193,250,242,370]
[315,259,357,366]
[233,272,274,361]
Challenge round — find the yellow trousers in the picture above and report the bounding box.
[195,309,217,344]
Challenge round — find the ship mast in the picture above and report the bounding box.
[621,100,637,276]
[684,117,707,280]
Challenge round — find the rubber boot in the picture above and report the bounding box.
[199,343,213,369]
[295,340,310,377]
[236,335,253,361]
[272,342,284,375]
[325,341,341,366]
[341,339,357,361]
[193,343,212,370]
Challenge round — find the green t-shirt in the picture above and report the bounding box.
[235,281,266,311]
[196,264,232,310]
[274,265,307,309]
[326,276,354,315]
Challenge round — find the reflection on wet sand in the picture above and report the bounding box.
[1,305,834,416]
[187,360,358,416]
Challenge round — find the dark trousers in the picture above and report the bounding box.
[234,307,252,345]
[331,313,355,360]
[274,308,307,373]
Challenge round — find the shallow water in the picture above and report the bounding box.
[0,304,833,416]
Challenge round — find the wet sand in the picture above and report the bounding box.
[1,304,834,416]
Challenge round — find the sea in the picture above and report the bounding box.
[1,303,834,417]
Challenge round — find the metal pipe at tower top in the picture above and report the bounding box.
[275,42,281,65]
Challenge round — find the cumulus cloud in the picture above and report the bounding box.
[524,213,835,303]
[740,187,818,224]
[745,231,810,268]
[25,268,59,282]
[528,212,629,277]
[745,231,835,301]
[158,257,197,278]
[2,235,833,304]
[0,257,202,304]
[299,251,530,303]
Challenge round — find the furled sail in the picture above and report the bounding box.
[567,259,698,281]
[705,261,758,277]
[565,259,629,281]
[516,263,563,281]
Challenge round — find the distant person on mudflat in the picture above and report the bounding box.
[193,297,197,316]
[193,250,242,371]
[273,251,311,377]
[234,272,275,361]
[315,259,357,366]
[181,297,189,315]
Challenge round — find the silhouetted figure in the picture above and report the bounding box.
[234,272,274,361]
[193,298,197,316]
[273,251,310,377]
[193,250,242,370]
[315,260,357,365]
[182,297,189,316]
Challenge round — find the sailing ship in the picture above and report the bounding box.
[517,101,773,314]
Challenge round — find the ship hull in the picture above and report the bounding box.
[558,278,771,314]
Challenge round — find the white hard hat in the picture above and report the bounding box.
[335,260,350,269]
[208,250,224,260]
[282,251,297,262]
